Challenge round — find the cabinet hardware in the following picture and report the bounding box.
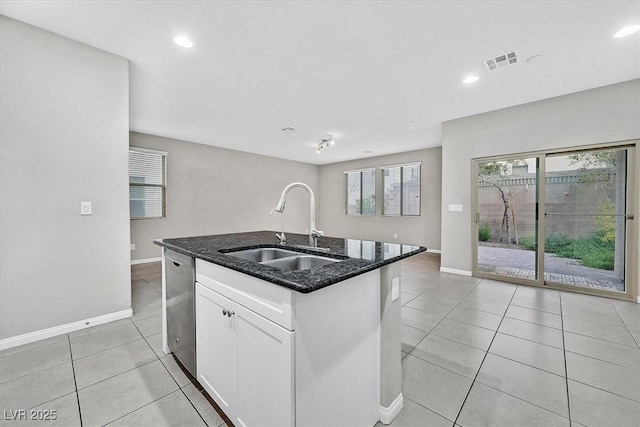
[222,309,228,316]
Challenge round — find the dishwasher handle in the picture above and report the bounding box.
[166,256,183,267]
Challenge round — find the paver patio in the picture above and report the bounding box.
[477,245,625,292]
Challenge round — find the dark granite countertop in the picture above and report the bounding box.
[154,230,426,293]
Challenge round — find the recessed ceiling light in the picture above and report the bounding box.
[408,126,416,130]
[463,75,479,84]
[614,25,640,38]
[174,36,194,48]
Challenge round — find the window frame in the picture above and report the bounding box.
[129,146,167,220]
[344,167,376,216]
[381,162,421,216]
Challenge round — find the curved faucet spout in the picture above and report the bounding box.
[270,182,323,246]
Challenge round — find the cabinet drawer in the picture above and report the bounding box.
[196,259,293,330]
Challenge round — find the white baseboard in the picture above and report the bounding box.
[131,257,162,265]
[440,267,473,276]
[426,248,442,254]
[0,308,133,351]
[379,393,403,424]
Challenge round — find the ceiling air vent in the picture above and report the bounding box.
[483,50,519,72]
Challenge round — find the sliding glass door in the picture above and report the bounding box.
[474,145,635,297]
[475,157,541,283]
[544,148,629,293]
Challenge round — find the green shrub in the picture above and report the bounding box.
[519,235,536,250]
[521,232,614,271]
[478,222,491,242]
[555,237,614,270]
[544,232,573,253]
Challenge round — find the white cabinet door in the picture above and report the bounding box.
[235,304,294,427]
[196,282,235,414]
[197,281,294,427]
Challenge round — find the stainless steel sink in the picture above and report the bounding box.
[224,247,300,262]
[262,255,339,272]
[223,247,341,272]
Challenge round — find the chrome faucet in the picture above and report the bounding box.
[270,182,324,247]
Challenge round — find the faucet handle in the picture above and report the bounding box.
[311,229,324,237]
[275,232,287,244]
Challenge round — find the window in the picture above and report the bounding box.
[345,168,375,215]
[129,147,167,219]
[382,162,421,216]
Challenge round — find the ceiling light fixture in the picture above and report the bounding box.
[614,25,640,38]
[463,75,479,84]
[526,54,543,64]
[174,36,194,48]
[316,135,334,153]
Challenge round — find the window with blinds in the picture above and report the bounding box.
[129,147,167,219]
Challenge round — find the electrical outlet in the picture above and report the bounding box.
[391,277,400,301]
[393,233,398,239]
[80,201,92,215]
[130,244,136,251]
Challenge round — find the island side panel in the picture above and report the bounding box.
[293,270,380,427]
[379,262,403,423]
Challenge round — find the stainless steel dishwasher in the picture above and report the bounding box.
[165,248,196,377]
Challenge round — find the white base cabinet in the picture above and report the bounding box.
[196,282,294,427]
[195,259,380,427]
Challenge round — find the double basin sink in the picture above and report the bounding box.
[223,247,341,272]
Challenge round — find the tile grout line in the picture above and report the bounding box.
[74,316,158,391]
[101,390,178,426]
[0,359,73,386]
[76,358,159,392]
[563,347,640,372]
[67,334,84,427]
[468,379,575,421]
[452,281,518,426]
[609,300,640,349]
[404,279,481,355]
[179,387,211,426]
[559,293,573,427]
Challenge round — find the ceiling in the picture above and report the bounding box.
[1,1,638,165]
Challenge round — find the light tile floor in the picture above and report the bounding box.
[394,252,640,427]
[1,253,639,426]
[0,263,226,427]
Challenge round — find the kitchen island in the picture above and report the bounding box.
[155,231,426,426]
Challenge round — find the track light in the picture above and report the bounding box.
[317,134,334,153]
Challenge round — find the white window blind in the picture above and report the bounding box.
[129,147,167,219]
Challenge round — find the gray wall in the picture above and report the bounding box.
[317,148,442,249]
[130,132,320,260]
[0,16,131,340]
[441,80,640,294]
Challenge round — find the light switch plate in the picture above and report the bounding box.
[448,204,463,212]
[391,277,400,301]
[81,201,92,215]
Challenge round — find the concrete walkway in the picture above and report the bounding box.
[477,245,625,292]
